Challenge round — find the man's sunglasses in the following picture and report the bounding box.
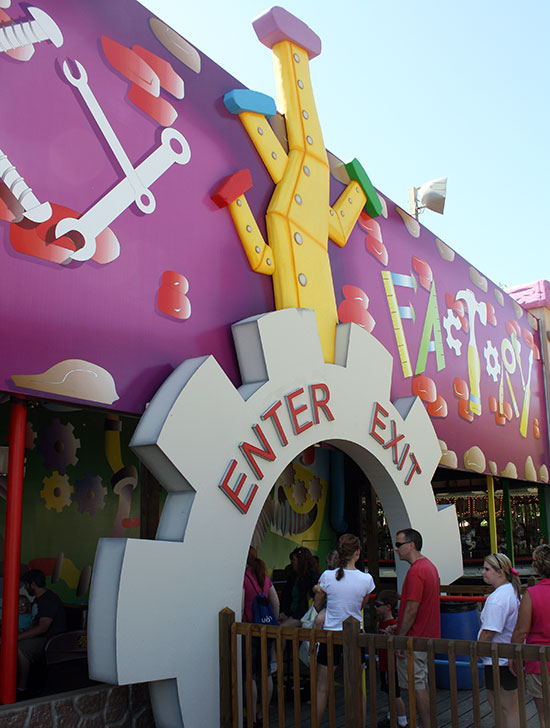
[394,540,412,549]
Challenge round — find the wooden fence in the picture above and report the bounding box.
[219,608,550,728]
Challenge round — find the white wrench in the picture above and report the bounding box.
[62,58,155,214]
[55,128,190,261]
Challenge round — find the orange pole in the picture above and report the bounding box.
[0,398,27,704]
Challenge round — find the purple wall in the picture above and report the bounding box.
[1,0,547,481]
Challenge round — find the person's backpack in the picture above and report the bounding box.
[246,573,279,626]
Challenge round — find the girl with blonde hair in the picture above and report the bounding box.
[478,552,521,728]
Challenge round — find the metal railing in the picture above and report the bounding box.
[219,608,550,728]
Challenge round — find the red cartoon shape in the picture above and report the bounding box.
[534,419,541,439]
[454,378,473,422]
[412,374,436,403]
[102,36,160,95]
[128,84,178,127]
[445,294,468,331]
[522,328,534,348]
[458,398,474,423]
[10,204,77,264]
[157,271,191,320]
[10,204,119,265]
[121,517,140,529]
[101,36,182,126]
[501,401,513,422]
[211,170,253,208]
[492,398,512,425]
[427,395,447,418]
[0,193,17,223]
[445,293,465,318]
[485,302,497,326]
[132,45,184,99]
[337,285,375,332]
[505,320,521,338]
[412,256,432,291]
[522,328,541,360]
[342,284,368,306]
[358,212,387,266]
[453,377,468,400]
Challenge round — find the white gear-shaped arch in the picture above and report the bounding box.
[88,309,462,728]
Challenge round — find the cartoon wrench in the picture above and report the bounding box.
[62,58,156,214]
[55,128,190,261]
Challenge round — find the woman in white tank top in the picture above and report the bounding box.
[313,534,375,725]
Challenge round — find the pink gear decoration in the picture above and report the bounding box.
[37,418,80,474]
[73,473,108,516]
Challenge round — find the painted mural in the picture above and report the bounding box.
[0,0,548,483]
[0,402,141,604]
[254,449,337,571]
[0,395,337,604]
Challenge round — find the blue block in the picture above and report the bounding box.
[224,89,277,117]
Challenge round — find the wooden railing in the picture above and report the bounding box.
[219,608,550,728]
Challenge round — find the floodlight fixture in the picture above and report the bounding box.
[409,177,447,220]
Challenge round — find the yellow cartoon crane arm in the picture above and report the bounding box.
[211,168,275,275]
[214,7,381,363]
[330,160,381,246]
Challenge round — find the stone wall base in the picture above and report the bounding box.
[0,682,154,727]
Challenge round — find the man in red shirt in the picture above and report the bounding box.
[394,528,440,728]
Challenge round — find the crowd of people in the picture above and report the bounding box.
[242,531,550,728]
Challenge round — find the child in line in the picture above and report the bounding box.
[375,590,408,728]
[18,594,33,631]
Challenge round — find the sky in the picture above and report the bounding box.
[140,0,550,290]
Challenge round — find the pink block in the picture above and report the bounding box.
[252,6,321,59]
[506,280,550,310]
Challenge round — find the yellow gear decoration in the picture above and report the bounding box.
[40,471,74,513]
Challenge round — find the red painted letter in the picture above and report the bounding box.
[285,388,313,436]
[404,453,421,485]
[310,383,334,424]
[239,424,276,480]
[383,420,405,464]
[396,443,410,470]
[218,459,258,514]
[369,402,389,445]
[261,400,288,446]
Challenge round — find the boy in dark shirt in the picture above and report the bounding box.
[17,569,66,695]
[376,590,408,728]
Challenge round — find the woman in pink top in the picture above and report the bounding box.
[510,544,550,728]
